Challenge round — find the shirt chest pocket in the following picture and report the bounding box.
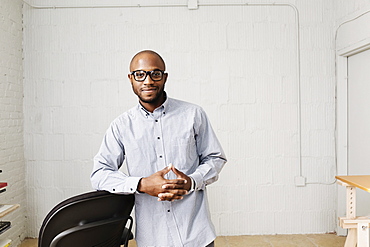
[169,136,198,170]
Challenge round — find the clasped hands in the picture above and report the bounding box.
[137,164,191,201]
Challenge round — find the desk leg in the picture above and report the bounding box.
[344,229,357,247]
[346,186,356,219]
[357,222,369,247]
[344,186,358,247]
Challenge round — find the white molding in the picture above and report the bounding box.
[336,54,348,176]
[338,37,370,57]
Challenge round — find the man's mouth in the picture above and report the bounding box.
[141,88,157,93]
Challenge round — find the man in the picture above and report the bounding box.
[91,50,227,247]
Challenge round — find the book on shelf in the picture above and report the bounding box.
[0,183,6,190]
[0,222,10,235]
[0,239,11,247]
[0,205,20,218]
[0,205,13,215]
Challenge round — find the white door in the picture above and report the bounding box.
[348,48,370,216]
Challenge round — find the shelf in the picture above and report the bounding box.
[0,239,11,247]
[0,173,17,244]
[0,205,20,218]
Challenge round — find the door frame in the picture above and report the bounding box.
[336,38,370,176]
[335,9,370,235]
[336,7,370,175]
[336,40,370,236]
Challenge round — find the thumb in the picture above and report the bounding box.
[157,165,171,176]
[170,164,185,179]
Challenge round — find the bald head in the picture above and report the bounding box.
[128,50,168,112]
[129,50,166,72]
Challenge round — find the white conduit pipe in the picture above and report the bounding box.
[22,1,188,9]
[23,1,304,182]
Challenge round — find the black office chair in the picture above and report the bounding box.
[38,190,135,247]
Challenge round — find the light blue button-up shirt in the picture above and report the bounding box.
[91,96,227,247]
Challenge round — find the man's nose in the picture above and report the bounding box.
[143,74,154,84]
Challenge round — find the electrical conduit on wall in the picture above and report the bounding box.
[23,0,309,184]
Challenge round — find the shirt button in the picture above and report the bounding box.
[157,137,160,139]
[159,155,163,158]
[155,120,158,122]
[167,210,170,212]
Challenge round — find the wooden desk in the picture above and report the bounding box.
[336,175,370,247]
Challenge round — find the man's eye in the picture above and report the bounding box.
[135,72,145,77]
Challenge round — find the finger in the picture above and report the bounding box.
[157,165,172,176]
[170,165,184,177]
[162,183,187,189]
[157,192,184,201]
[162,179,187,186]
[162,189,188,196]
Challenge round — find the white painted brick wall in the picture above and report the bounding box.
[0,0,26,245]
[21,0,370,238]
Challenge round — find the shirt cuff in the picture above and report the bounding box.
[111,176,142,194]
[188,176,196,193]
[189,172,205,191]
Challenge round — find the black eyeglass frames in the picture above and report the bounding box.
[130,69,166,82]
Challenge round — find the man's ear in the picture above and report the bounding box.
[163,73,168,83]
[128,74,134,85]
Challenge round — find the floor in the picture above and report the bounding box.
[20,234,346,246]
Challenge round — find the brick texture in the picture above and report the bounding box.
[0,0,26,245]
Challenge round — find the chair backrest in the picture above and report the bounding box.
[38,190,135,247]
